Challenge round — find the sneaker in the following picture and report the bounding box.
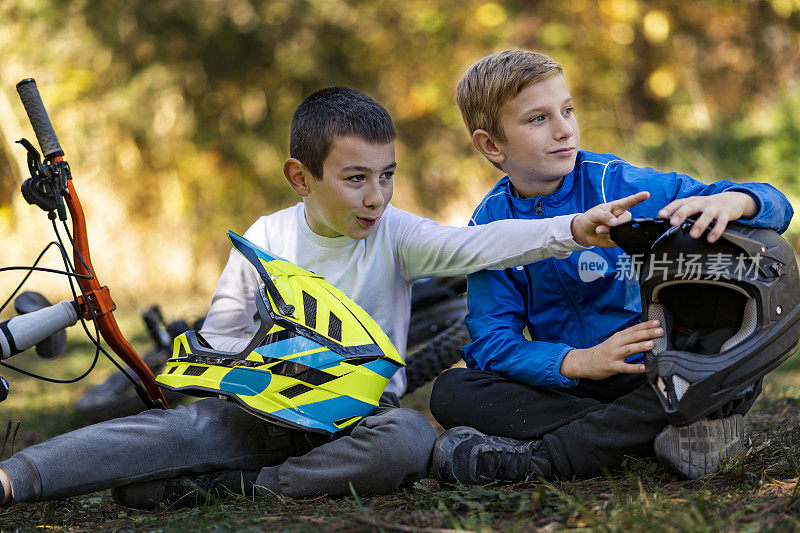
[111,469,261,510]
[431,426,552,485]
[654,414,746,479]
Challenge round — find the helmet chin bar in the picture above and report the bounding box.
[655,373,690,407]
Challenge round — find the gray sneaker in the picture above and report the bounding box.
[431,426,552,485]
[112,469,261,510]
[654,414,746,479]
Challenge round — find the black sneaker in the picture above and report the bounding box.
[431,426,552,485]
[111,469,261,510]
[654,414,746,479]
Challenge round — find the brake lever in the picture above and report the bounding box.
[16,137,70,221]
[17,138,45,178]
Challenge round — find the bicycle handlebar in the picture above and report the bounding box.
[0,301,78,360]
[13,78,169,409]
[15,79,64,160]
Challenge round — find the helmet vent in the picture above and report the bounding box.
[328,312,342,341]
[334,415,361,429]
[648,304,667,354]
[262,328,297,345]
[270,360,337,385]
[673,375,690,401]
[720,298,758,352]
[279,383,312,399]
[303,291,318,329]
[656,377,668,401]
[183,365,208,376]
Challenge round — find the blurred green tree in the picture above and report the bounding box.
[1,0,799,299]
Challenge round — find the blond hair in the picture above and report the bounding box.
[456,50,563,144]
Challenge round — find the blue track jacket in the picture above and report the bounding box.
[464,150,794,388]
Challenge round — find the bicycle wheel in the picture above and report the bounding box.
[407,296,468,347]
[403,319,468,396]
[407,276,467,347]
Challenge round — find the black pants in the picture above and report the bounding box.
[429,368,757,479]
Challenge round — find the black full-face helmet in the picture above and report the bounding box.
[610,218,800,426]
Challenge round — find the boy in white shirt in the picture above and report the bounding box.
[0,87,646,509]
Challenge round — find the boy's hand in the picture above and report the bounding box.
[658,191,758,243]
[560,321,663,380]
[571,191,651,247]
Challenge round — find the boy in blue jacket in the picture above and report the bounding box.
[429,49,794,483]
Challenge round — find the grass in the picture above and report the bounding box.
[3,330,800,531]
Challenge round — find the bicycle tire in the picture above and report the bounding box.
[403,319,468,395]
[407,296,468,347]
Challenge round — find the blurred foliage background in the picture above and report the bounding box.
[1,0,800,307]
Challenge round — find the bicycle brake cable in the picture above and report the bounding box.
[0,218,140,387]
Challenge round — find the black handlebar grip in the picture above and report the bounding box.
[16,78,64,160]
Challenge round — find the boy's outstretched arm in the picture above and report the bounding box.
[395,192,648,281]
[570,191,650,247]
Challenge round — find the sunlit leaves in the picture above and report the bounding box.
[643,10,670,43]
[2,0,800,300]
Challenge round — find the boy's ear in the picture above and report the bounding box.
[284,158,311,197]
[472,129,506,165]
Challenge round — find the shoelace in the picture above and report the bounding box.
[474,444,533,482]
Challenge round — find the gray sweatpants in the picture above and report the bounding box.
[0,395,435,503]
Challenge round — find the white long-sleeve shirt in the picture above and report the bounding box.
[200,202,586,395]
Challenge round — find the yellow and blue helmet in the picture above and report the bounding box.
[156,231,405,435]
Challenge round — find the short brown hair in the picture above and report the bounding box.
[456,50,563,144]
[291,87,396,179]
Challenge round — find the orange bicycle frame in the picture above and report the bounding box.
[15,79,168,409]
